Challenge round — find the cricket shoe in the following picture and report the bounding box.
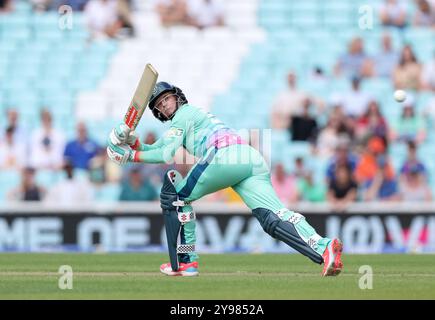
[321,238,343,277]
[160,261,199,277]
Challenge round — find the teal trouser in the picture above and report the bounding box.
[174,144,330,262]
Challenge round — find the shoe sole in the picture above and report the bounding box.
[160,269,199,277]
[323,239,343,277]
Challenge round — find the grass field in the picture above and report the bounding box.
[0,253,434,299]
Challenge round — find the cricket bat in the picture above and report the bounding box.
[124,63,159,129]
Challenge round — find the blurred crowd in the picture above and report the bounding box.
[269,0,435,211]
[1,107,177,203]
[1,0,225,39]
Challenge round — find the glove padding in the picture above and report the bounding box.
[109,122,139,147]
[107,142,136,165]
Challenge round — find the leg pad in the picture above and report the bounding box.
[253,208,323,264]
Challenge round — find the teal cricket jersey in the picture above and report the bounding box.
[136,104,234,163]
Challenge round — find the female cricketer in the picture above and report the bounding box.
[107,82,343,277]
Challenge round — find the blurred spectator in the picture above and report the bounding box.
[30,0,51,11]
[84,0,123,39]
[297,172,326,202]
[393,45,422,91]
[5,108,27,143]
[413,0,435,27]
[119,168,158,201]
[329,104,356,139]
[271,72,309,129]
[316,115,350,158]
[421,51,435,91]
[339,77,372,118]
[293,157,310,180]
[88,147,122,184]
[64,122,100,170]
[117,0,135,37]
[271,163,299,204]
[88,150,107,184]
[398,165,432,201]
[155,0,189,27]
[362,157,400,201]
[379,0,408,28]
[369,33,400,78]
[29,109,65,170]
[0,0,12,12]
[44,161,95,205]
[334,37,371,78]
[355,136,395,185]
[186,0,225,29]
[326,143,358,183]
[389,99,427,144]
[7,167,45,202]
[399,140,427,180]
[50,0,89,11]
[355,100,388,142]
[0,126,27,170]
[289,98,318,142]
[327,164,358,211]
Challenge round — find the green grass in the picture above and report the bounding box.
[0,253,434,299]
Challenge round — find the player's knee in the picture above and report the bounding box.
[160,170,182,211]
[252,208,280,235]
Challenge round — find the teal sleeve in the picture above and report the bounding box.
[137,137,165,151]
[135,127,185,163]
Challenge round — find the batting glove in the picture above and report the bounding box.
[106,142,137,165]
[109,123,141,150]
[109,122,132,145]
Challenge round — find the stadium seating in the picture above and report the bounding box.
[0,3,118,134]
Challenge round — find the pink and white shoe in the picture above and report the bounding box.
[321,238,343,277]
[160,261,199,277]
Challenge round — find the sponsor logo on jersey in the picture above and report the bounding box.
[166,128,184,138]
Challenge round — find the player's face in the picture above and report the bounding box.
[155,92,177,119]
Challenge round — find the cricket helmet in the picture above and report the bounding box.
[148,82,188,122]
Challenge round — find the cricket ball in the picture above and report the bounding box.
[394,89,407,103]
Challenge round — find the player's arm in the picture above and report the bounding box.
[133,127,184,163]
[133,136,165,152]
[107,126,185,165]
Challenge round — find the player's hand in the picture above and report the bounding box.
[126,130,141,150]
[109,123,141,149]
[106,142,136,165]
[109,122,131,145]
